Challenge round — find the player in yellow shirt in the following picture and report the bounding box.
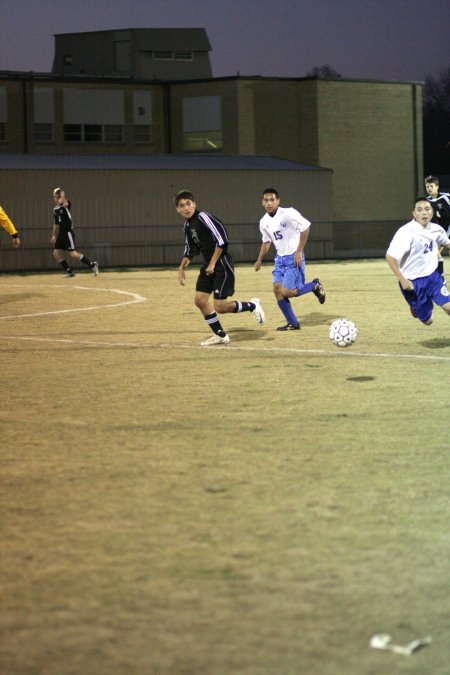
[0,205,20,248]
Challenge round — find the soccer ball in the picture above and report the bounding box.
[329,318,358,348]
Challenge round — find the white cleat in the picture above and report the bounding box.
[200,334,230,346]
[92,261,99,276]
[250,297,265,324]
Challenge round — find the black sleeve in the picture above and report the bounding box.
[183,227,200,260]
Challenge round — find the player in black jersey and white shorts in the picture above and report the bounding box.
[175,190,264,346]
[51,187,99,278]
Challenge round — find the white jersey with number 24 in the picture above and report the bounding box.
[386,218,450,279]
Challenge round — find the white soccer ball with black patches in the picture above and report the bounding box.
[329,318,357,347]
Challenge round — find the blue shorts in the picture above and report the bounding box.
[272,253,306,292]
[400,269,450,323]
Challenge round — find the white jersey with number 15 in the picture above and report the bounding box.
[259,206,311,256]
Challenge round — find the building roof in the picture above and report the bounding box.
[53,28,212,51]
[0,71,423,87]
[0,154,331,172]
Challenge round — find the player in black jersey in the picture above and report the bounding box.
[175,190,265,345]
[425,175,450,283]
[51,188,99,278]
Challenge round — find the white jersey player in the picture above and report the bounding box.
[259,206,311,256]
[254,188,326,331]
[386,197,450,324]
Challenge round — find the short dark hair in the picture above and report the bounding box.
[174,190,195,206]
[414,196,432,207]
[425,175,439,185]
[262,188,279,198]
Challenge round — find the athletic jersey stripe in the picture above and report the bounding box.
[199,211,227,247]
[216,257,228,296]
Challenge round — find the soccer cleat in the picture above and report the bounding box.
[91,261,99,276]
[312,278,326,304]
[62,270,75,277]
[250,297,265,324]
[200,334,230,346]
[276,323,300,331]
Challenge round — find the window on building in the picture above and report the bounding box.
[84,124,102,142]
[63,123,123,143]
[175,51,193,61]
[154,51,173,60]
[153,50,194,61]
[34,123,53,143]
[63,89,124,144]
[105,124,123,142]
[182,96,222,152]
[134,125,152,144]
[64,124,82,142]
[33,87,54,143]
[133,91,152,145]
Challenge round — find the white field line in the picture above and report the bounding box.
[2,283,449,361]
[4,334,450,362]
[0,284,146,319]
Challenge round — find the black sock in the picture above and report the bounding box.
[79,254,92,267]
[205,312,226,337]
[233,301,255,313]
[58,259,70,271]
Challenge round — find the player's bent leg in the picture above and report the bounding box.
[214,298,235,314]
[194,291,214,316]
[273,282,284,301]
[440,301,450,316]
[281,286,298,298]
[54,249,75,277]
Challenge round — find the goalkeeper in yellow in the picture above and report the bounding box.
[0,205,20,248]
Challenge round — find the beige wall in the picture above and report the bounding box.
[0,74,423,257]
[315,80,423,221]
[0,167,333,271]
[186,77,422,228]
[1,80,24,153]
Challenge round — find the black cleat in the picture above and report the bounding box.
[313,278,326,304]
[277,323,300,331]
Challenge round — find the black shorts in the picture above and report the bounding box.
[196,253,235,299]
[54,230,76,251]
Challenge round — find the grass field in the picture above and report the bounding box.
[1,259,450,675]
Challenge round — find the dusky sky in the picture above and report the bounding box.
[1,0,449,82]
